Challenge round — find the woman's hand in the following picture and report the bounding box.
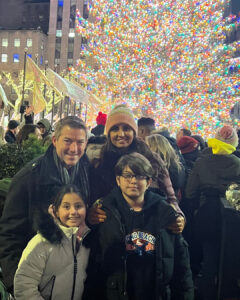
[168,215,185,234]
[87,204,107,225]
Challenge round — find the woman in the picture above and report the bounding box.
[16,124,42,144]
[89,104,184,232]
[146,133,186,200]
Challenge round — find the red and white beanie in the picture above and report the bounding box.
[215,125,238,147]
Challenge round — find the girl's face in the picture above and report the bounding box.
[109,123,134,149]
[56,193,86,227]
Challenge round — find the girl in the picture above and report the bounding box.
[14,184,90,300]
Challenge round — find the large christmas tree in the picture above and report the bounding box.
[72,0,240,136]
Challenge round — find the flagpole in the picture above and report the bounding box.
[73,102,76,116]
[42,60,48,119]
[51,90,55,125]
[85,104,87,123]
[20,47,28,121]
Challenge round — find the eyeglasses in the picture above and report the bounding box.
[121,173,148,181]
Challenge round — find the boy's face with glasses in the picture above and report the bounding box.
[116,166,152,203]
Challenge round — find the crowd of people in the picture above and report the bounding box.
[0,104,240,300]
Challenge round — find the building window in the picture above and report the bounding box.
[68,29,75,38]
[67,58,73,65]
[56,30,62,37]
[1,54,7,62]
[27,39,32,47]
[83,2,89,19]
[58,0,64,6]
[71,0,76,4]
[13,54,20,62]
[2,38,8,47]
[55,58,60,64]
[14,38,20,47]
[68,52,73,59]
[40,56,43,65]
[69,4,76,28]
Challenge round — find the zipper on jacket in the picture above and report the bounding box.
[70,236,78,300]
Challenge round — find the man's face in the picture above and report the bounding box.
[38,125,46,135]
[137,126,148,141]
[52,125,87,168]
[176,129,184,141]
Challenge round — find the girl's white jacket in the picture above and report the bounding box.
[14,220,90,300]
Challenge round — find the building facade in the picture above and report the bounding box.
[48,0,88,71]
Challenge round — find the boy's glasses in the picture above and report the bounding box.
[121,173,148,181]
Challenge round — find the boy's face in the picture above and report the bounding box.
[116,166,151,202]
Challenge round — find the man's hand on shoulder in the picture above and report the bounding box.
[87,203,107,225]
[168,215,185,234]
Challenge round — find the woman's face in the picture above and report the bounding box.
[109,123,134,149]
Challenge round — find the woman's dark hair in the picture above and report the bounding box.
[115,152,153,179]
[16,124,39,144]
[53,184,85,210]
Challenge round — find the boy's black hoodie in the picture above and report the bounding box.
[84,187,194,300]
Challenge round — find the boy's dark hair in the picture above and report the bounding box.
[137,117,155,128]
[53,184,85,210]
[115,152,153,179]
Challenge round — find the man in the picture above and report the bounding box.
[137,117,155,141]
[0,116,90,291]
[176,128,191,142]
[37,118,52,145]
[4,120,19,144]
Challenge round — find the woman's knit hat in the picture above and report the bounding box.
[105,104,137,135]
[177,136,199,154]
[215,125,238,147]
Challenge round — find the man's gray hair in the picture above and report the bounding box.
[54,116,87,140]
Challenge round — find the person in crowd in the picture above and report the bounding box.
[84,153,194,300]
[137,116,155,141]
[186,125,240,199]
[176,128,191,142]
[86,135,107,166]
[37,118,53,146]
[91,111,107,136]
[16,124,42,144]
[185,125,240,300]
[191,134,206,151]
[177,136,200,176]
[24,105,34,124]
[146,133,185,200]
[0,126,5,147]
[0,116,90,292]
[5,120,19,144]
[152,127,186,167]
[14,184,90,300]
[89,104,184,233]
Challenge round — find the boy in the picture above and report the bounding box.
[84,152,194,300]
